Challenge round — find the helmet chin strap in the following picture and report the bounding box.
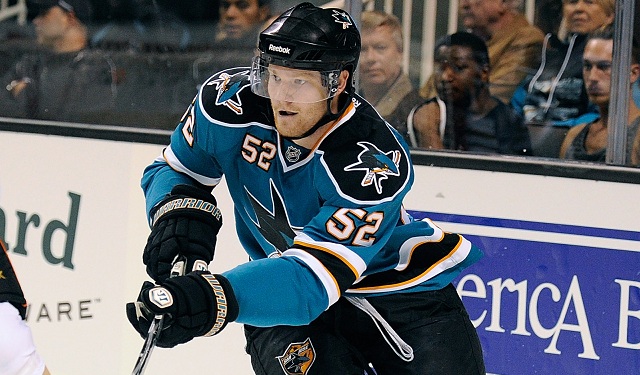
[283,92,350,141]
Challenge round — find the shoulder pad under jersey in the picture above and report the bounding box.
[199,67,272,124]
[319,105,412,203]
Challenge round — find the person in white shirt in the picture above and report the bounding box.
[0,240,50,375]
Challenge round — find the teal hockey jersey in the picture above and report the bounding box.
[142,67,483,327]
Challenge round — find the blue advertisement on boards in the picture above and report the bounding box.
[410,211,640,375]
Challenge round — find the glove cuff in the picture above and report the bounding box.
[151,184,222,227]
[198,273,239,337]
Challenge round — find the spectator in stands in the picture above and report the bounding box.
[215,0,271,43]
[193,0,272,83]
[420,0,544,104]
[535,0,564,35]
[409,32,531,155]
[510,0,614,127]
[0,0,116,123]
[559,27,640,166]
[358,10,423,144]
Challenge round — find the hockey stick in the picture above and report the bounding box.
[131,256,186,375]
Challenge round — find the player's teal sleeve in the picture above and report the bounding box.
[221,219,484,327]
[141,159,195,219]
[141,102,225,221]
[222,256,330,326]
[221,239,482,327]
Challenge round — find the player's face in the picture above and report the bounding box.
[219,0,269,40]
[359,25,403,89]
[33,6,71,48]
[268,66,330,138]
[582,38,613,108]
[434,45,486,106]
[266,65,335,103]
[562,0,613,35]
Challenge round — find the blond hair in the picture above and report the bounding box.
[558,0,615,39]
[360,10,403,52]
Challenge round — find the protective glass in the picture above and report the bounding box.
[250,57,341,103]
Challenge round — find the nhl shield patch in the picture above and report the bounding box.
[276,337,316,375]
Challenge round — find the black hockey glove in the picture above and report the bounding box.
[143,184,222,282]
[126,271,239,348]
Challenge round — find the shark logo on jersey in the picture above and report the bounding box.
[344,141,401,194]
[332,9,353,29]
[246,180,301,256]
[210,70,250,115]
[277,338,316,375]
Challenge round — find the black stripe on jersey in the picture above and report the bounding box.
[349,232,463,290]
[295,245,359,293]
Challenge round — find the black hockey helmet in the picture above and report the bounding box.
[258,2,360,72]
[251,2,361,102]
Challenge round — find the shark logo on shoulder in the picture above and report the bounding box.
[210,70,250,115]
[344,142,401,194]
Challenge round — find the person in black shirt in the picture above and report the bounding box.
[0,0,116,123]
[410,32,531,155]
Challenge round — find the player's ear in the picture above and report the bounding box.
[337,70,350,94]
[630,63,640,84]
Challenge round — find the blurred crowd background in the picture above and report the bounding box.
[0,0,638,165]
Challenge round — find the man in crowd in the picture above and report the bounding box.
[559,26,640,165]
[421,0,544,104]
[0,0,116,123]
[193,0,273,83]
[215,0,271,42]
[358,10,423,145]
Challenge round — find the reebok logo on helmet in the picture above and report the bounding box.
[268,44,292,55]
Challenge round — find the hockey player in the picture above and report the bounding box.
[0,240,50,375]
[127,3,486,374]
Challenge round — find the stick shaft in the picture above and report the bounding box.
[131,315,164,375]
[131,257,186,375]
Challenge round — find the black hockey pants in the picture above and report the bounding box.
[243,283,485,375]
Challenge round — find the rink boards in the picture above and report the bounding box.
[409,210,640,375]
[0,129,638,374]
